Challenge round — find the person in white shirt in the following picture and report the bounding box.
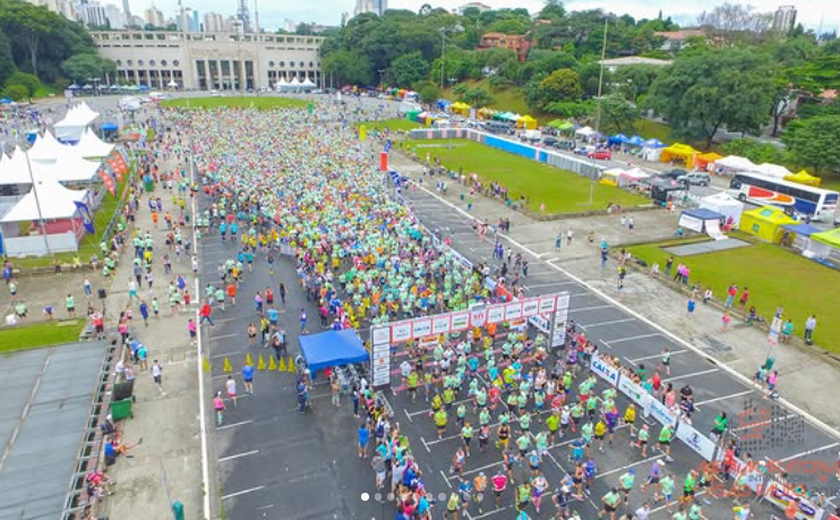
[225,376,237,406]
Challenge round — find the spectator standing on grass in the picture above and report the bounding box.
[804,315,817,344]
[725,284,737,308]
[738,287,749,310]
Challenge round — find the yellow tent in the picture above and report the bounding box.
[477,107,494,119]
[738,206,797,243]
[660,143,699,169]
[695,152,723,171]
[784,170,822,187]
[451,101,471,116]
[516,115,538,129]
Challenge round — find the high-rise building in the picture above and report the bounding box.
[282,18,296,33]
[104,3,125,28]
[204,12,224,32]
[121,0,130,23]
[179,7,199,32]
[77,0,108,27]
[236,0,250,33]
[773,5,797,33]
[144,5,164,27]
[340,12,349,27]
[354,0,386,17]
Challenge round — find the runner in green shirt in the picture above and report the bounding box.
[434,408,447,440]
[519,412,531,432]
[546,414,560,444]
[600,488,621,519]
[456,403,467,428]
[671,504,689,520]
[688,503,707,520]
[683,470,698,503]
[712,412,727,441]
[659,474,675,504]
[461,422,474,457]
[516,433,531,456]
[406,371,418,403]
[658,425,673,459]
[516,483,531,512]
[618,469,635,503]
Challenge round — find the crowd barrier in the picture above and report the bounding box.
[407,128,603,181]
[589,353,831,520]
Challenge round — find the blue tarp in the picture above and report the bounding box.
[608,133,628,146]
[644,138,665,148]
[781,223,822,237]
[682,208,725,220]
[299,329,369,372]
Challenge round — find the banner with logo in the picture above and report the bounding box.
[73,200,95,234]
[675,421,717,461]
[763,482,823,520]
[590,355,619,387]
[617,376,647,407]
[645,397,679,429]
[371,326,391,389]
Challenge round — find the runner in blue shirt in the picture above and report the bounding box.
[357,424,370,458]
[242,362,255,394]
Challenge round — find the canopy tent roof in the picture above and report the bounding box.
[660,143,699,168]
[451,101,470,110]
[575,126,595,136]
[28,131,78,163]
[275,77,289,87]
[701,191,741,208]
[0,180,87,223]
[755,163,792,179]
[75,128,114,158]
[811,227,840,248]
[300,76,316,87]
[715,155,756,171]
[695,152,723,170]
[626,135,645,146]
[548,119,574,130]
[101,122,119,131]
[681,208,725,220]
[781,223,822,237]
[0,146,99,184]
[784,169,822,187]
[0,147,34,185]
[643,138,665,148]
[298,329,369,373]
[743,206,797,225]
[607,133,628,145]
[55,101,99,130]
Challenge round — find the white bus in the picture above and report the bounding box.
[729,172,838,221]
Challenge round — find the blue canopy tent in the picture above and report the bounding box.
[626,135,645,147]
[608,133,628,146]
[299,329,369,373]
[643,138,665,148]
[436,99,451,111]
[781,223,821,237]
[101,122,119,131]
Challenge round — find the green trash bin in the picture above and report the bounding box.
[109,398,133,421]
[171,501,184,520]
[144,179,154,192]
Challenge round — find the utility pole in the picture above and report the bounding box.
[439,28,446,91]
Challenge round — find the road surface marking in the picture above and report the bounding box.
[580,318,635,329]
[218,449,260,463]
[627,349,687,364]
[216,420,253,431]
[221,485,265,500]
[606,333,662,346]
[664,368,718,383]
[776,442,840,463]
[597,455,663,479]
[571,305,613,312]
[694,390,754,407]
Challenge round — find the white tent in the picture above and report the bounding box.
[28,131,78,163]
[715,155,756,174]
[75,128,114,158]
[300,76,316,89]
[0,180,87,223]
[0,146,98,185]
[54,101,100,142]
[0,147,34,185]
[575,126,595,137]
[699,191,744,227]
[755,163,792,179]
[275,77,289,91]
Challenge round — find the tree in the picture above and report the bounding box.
[782,115,840,174]
[462,87,493,106]
[0,0,57,77]
[0,27,16,88]
[593,95,639,134]
[720,138,786,164]
[389,51,429,87]
[321,50,374,86]
[2,84,27,101]
[646,48,776,149]
[536,68,583,108]
[612,64,661,101]
[414,80,440,103]
[544,100,593,119]
[451,83,469,97]
[5,71,40,99]
[696,3,773,44]
[61,53,116,83]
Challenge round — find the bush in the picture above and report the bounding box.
[5,71,41,99]
[452,83,469,98]
[3,84,28,101]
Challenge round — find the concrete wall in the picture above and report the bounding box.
[3,232,79,256]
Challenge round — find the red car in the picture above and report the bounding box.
[588,150,612,160]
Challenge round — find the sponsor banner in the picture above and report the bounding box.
[646,397,679,429]
[451,312,469,331]
[590,355,619,387]
[504,302,523,321]
[470,307,487,328]
[412,319,432,338]
[392,322,412,343]
[487,305,504,324]
[556,293,571,311]
[372,327,391,345]
[675,421,717,461]
[432,315,451,335]
[617,376,648,407]
[551,311,566,348]
[419,334,439,350]
[371,326,392,388]
[522,299,539,317]
[510,318,527,332]
[529,314,550,334]
[763,483,823,520]
[538,296,557,314]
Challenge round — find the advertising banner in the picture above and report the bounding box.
[590,355,619,386]
[646,398,679,429]
[675,421,717,461]
[432,315,451,335]
[411,319,432,339]
[392,322,412,342]
[450,312,469,331]
[505,302,523,321]
[487,305,504,324]
[618,376,648,407]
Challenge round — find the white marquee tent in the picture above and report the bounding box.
[75,128,114,158]
[0,146,99,185]
[54,101,100,142]
[0,180,87,223]
[0,147,34,185]
[715,155,756,174]
[28,130,77,163]
[698,191,744,227]
[755,163,792,179]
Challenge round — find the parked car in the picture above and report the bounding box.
[663,168,687,179]
[588,150,612,160]
[677,171,711,186]
[542,136,559,146]
[574,145,596,155]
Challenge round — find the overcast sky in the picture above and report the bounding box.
[129,0,838,34]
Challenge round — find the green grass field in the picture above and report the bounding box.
[405,139,648,213]
[635,119,671,142]
[360,118,423,132]
[629,239,840,353]
[0,320,85,353]
[161,96,309,110]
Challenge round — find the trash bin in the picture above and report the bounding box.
[109,397,133,421]
[112,380,134,401]
[144,179,154,192]
[171,501,184,520]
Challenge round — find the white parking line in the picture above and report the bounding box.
[776,442,840,463]
[571,305,613,312]
[216,420,253,431]
[218,449,260,463]
[221,485,265,500]
[664,368,718,383]
[627,349,686,364]
[694,390,754,407]
[606,333,662,345]
[580,318,635,329]
[597,454,662,479]
[209,333,238,341]
[523,281,577,290]
[466,506,508,519]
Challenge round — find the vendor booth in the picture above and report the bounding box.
[450,101,471,116]
[698,192,744,228]
[54,101,99,143]
[784,170,822,187]
[780,223,823,251]
[739,206,796,243]
[678,208,726,237]
[807,228,840,263]
[641,138,666,162]
[660,143,698,169]
[601,167,649,188]
[712,155,756,176]
[695,152,723,172]
[516,115,538,129]
[298,329,370,374]
[755,163,791,179]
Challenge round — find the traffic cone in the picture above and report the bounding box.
[245,352,253,366]
[223,357,232,373]
[268,356,277,370]
[287,357,296,373]
[258,354,266,370]
[278,357,287,372]
[203,356,211,372]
